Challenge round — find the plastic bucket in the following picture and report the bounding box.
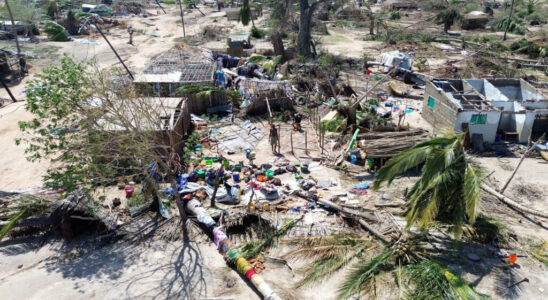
[233,173,240,182]
[224,160,230,169]
[257,175,267,182]
[266,170,274,179]
[205,160,213,167]
[197,170,206,178]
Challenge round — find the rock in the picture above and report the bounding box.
[226,277,236,288]
[466,252,481,262]
[112,198,121,208]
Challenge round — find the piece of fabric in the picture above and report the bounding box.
[235,257,253,274]
[353,182,370,190]
[251,274,264,286]
[213,226,227,249]
[257,282,274,298]
[245,268,257,280]
[227,248,241,261]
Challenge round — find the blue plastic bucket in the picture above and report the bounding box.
[233,173,240,182]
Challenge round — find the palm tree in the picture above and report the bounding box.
[373,129,483,238]
[436,7,462,33]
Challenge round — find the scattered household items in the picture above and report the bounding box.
[375,51,413,73]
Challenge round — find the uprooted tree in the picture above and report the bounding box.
[17,57,194,226]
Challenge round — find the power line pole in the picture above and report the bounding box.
[178,0,186,38]
[503,0,515,41]
[93,20,134,80]
[4,0,21,55]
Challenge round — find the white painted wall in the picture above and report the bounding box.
[521,101,548,110]
[517,112,537,143]
[455,111,501,143]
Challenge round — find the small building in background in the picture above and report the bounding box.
[422,78,548,144]
[134,46,217,98]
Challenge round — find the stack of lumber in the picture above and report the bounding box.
[357,129,429,158]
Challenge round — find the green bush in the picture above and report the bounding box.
[496,18,527,35]
[43,21,68,41]
[389,11,401,20]
[250,26,265,38]
[159,0,176,4]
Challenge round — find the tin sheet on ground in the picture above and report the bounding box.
[209,120,264,154]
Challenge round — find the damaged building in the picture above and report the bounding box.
[422,78,548,144]
[134,47,217,97]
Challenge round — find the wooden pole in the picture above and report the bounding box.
[290,129,294,154]
[155,0,167,14]
[94,21,134,80]
[482,183,548,219]
[500,134,545,194]
[278,124,281,153]
[265,96,273,120]
[0,77,17,102]
[305,131,308,155]
[4,0,21,55]
[503,0,515,41]
[177,0,186,37]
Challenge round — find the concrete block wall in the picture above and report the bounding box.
[422,82,460,132]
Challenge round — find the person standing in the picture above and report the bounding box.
[269,124,278,153]
[127,25,134,45]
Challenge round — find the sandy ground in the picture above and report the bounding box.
[1,3,547,300]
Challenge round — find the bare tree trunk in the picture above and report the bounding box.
[369,13,375,35]
[271,33,285,60]
[503,0,515,41]
[4,0,21,55]
[297,0,314,58]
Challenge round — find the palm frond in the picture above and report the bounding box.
[406,168,460,230]
[296,243,373,287]
[0,208,28,242]
[406,260,488,300]
[463,214,510,245]
[241,214,301,259]
[445,268,489,300]
[396,262,405,300]
[405,260,455,300]
[337,249,394,299]
[283,235,370,248]
[373,145,433,190]
[463,164,482,224]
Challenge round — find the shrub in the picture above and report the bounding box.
[250,26,265,38]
